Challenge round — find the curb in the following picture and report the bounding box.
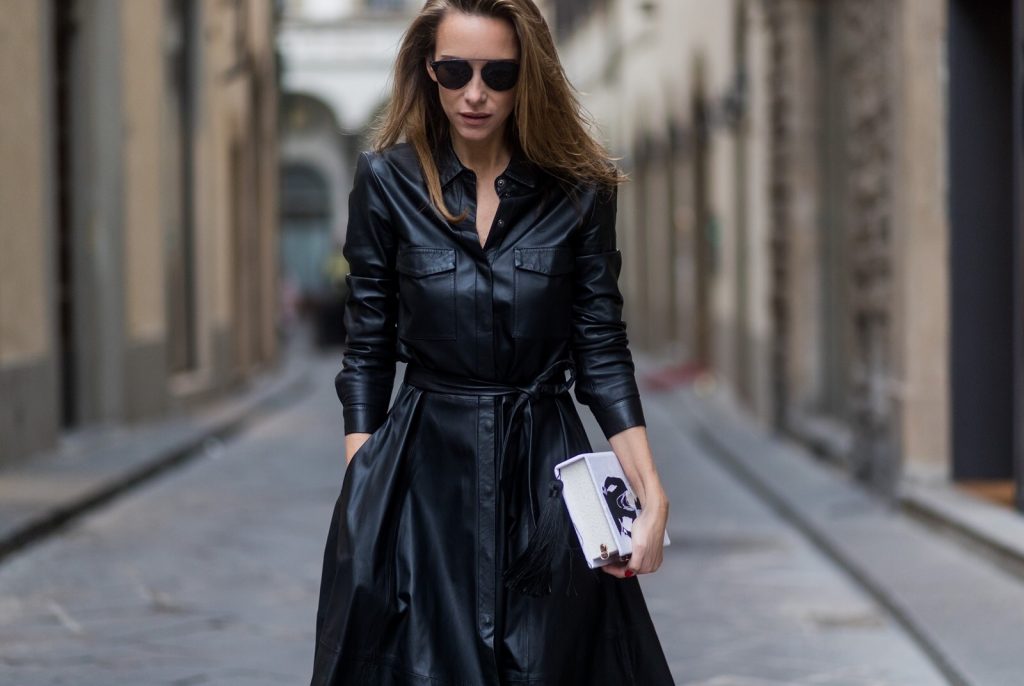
[688,417,969,686]
[647,382,1024,686]
[898,478,1024,583]
[0,357,314,565]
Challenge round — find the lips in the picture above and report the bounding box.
[460,112,491,125]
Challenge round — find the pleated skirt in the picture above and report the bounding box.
[311,379,676,685]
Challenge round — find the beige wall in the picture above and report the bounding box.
[773,0,826,420]
[0,1,51,366]
[0,0,279,463]
[121,0,167,344]
[744,0,774,422]
[892,0,951,476]
[557,0,954,488]
[558,0,774,415]
[169,0,280,395]
[565,0,996,499]
[761,0,954,488]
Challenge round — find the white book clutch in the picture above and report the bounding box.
[553,450,671,569]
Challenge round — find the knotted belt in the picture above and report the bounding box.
[402,358,577,596]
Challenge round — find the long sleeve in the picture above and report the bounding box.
[334,151,398,435]
[569,183,647,440]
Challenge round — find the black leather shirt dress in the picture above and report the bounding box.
[311,138,675,685]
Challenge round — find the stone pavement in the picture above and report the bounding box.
[0,341,312,566]
[642,360,1024,686]
[0,347,960,685]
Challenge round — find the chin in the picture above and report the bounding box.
[455,125,495,142]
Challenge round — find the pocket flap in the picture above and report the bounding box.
[397,247,456,277]
[514,246,574,275]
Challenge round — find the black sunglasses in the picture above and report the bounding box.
[429,58,520,92]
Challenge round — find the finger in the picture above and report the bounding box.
[600,562,629,578]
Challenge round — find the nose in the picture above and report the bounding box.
[464,70,487,104]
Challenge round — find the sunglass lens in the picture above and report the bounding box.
[483,61,519,91]
[434,60,472,90]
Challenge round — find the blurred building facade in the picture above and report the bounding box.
[556,0,1024,513]
[555,0,774,449]
[0,0,280,464]
[277,0,419,302]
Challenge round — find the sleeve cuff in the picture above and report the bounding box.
[343,404,389,435]
[592,395,646,440]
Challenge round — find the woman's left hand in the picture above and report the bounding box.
[600,494,669,578]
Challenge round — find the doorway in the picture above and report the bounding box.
[948,0,1022,511]
[52,0,77,428]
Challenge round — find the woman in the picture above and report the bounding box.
[312,1,675,683]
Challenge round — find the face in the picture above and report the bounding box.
[426,11,519,148]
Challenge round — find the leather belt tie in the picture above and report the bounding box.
[403,358,576,597]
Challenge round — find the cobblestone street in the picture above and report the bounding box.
[0,349,949,685]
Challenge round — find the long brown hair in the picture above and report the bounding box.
[369,0,626,223]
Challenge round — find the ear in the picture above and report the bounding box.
[425,56,437,83]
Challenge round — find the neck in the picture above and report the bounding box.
[450,130,511,177]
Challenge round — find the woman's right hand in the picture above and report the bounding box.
[345,432,372,466]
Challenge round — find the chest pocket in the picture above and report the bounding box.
[513,245,575,338]
[396,247,457,340]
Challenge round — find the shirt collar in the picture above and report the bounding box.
[437,136,538,190]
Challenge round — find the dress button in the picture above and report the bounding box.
[497,218,505,227]
[496,178,505,188]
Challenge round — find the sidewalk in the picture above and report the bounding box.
[0,332,316,565]
[634,355,1024,686]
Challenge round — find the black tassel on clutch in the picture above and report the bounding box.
[502,478,570,597]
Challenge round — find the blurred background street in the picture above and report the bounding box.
[3,0,1024,684]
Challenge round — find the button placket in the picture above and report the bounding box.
[496,176,512,200]
[475,261,494,377]
[495,179,506,227]
[477,400,497,647]
[485,177,510,251]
